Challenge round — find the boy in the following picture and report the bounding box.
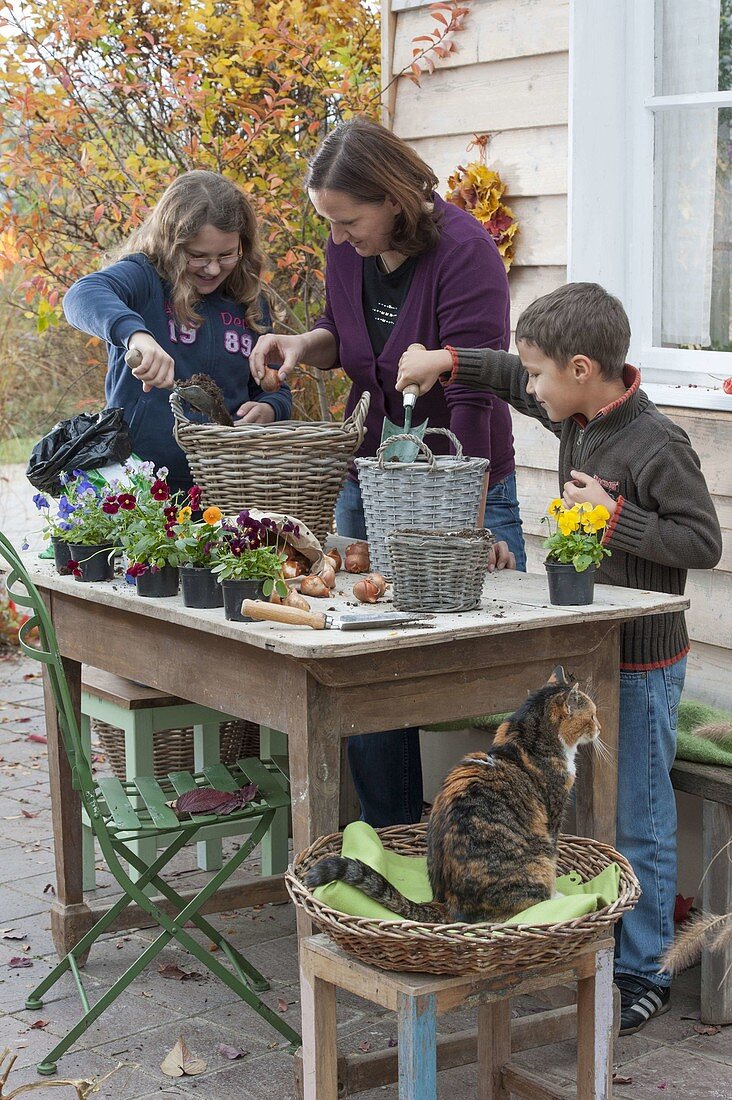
[397,282,722,1035]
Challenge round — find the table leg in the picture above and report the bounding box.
[477,1000,511,1100]
[43,651,93,959]
[397,991,437,1100]
[577,624,620,844]
[576,946,614,1100]
[300,949,338,1100]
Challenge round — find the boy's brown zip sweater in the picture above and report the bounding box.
[454,348,722,669]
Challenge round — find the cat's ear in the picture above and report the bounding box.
[564,682,584,714]
[548,665,569,686]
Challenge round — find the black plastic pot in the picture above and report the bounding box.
[52,537,72,576]
[221,578,266,622]
[544,560,597,606]
[67,542,115,583]
[180,566,223,609]
[136,565,179,598]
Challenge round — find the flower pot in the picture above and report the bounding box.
[180,566,223,609]
[136,565,179,598]
[544,560,597,606]
[67,542,115,583]
[52,537,73,576]
[221,578,266,622]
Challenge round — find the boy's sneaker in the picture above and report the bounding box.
[615,974,671,1035]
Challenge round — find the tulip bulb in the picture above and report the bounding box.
[300,575,330,598]
[284,590,311,611]
[282,559,304,579]
[325,548,342,572]
[345,541,370,573]
[320,563,337,589]
[353,578,381,604]
[365,571,388,596]
[259,369,281,393]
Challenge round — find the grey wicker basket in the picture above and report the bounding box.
[355,429,489,576]
[171,390,370,544]
[387,527,494,612]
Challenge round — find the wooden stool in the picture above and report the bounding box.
[79,668,289,888]
[298,933,615,1100]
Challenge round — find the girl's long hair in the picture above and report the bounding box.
[114,171,270,329]
[305,116,441,255]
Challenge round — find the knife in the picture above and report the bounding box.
[241,600,425,631]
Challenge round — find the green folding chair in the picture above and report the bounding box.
[0,532,300,1074]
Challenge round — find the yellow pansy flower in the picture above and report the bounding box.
[557,510,581,536]
[548,498,564,517]
[581,505,610,533]
[177,506,192,524]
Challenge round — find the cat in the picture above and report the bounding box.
[305,666,601,923]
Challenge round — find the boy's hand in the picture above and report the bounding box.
[487,540,516,572]
[562,470,617,514]
[396,347,453,396]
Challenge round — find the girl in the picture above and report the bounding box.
[64,171,292,496]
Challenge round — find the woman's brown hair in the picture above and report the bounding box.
[114,170,270,330]
[305,116,441,255]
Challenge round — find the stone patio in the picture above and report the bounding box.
[1,465,731,1098]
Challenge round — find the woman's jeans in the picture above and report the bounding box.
[614,656,687,985]
[335,472,527,826]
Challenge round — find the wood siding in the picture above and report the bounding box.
[384,0,731,710]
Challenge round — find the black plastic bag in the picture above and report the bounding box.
[26,408,133,496]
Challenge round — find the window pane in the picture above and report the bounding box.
[654,107,731,351]
[656,0,731,94]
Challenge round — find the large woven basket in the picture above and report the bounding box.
[355,430,489,576]
[93,718,259,782]
[171,390,370,544]
[287,824,640,976]
[387,527,494,613]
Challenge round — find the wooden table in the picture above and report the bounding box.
[25,554,687,958]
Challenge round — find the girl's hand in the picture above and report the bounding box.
[235,401,276,425]
[487,540,516,572]
[126,333,175,392]
[562,470,617,513]
[396,347,453,396]
[249,333,306,384]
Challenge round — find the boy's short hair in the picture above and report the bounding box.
[515,282,631,379]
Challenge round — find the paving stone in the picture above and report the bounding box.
[0,1039,114,1092]
[0,884,51,919]
[177,1048,300,1099]
[610,1043,732,1098]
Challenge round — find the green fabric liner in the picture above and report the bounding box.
[675,701,732,767]
[313,821,621,925]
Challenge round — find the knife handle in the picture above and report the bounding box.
[241,600,327,629]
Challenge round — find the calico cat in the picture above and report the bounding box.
[305,667,601,923]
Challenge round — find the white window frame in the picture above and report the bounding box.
[569,0,732,411]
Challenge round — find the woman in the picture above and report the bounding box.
[251,117,525,827]
[64,170,292,496]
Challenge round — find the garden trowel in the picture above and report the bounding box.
[379,343,428,463]
[241,601,425,631]
[124,349,233,425]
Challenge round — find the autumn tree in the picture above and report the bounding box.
[0,0,381,423]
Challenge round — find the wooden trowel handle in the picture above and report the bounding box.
[125,348,143,370]
[241,600,327,629]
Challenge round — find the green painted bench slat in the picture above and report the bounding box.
[134,777,180,829]
[97,776,142,830]
[238,757,290,809]
[203,763,238,792]
[168,771,198,796]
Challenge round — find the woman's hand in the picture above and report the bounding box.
[235,401,276,425]
[249,333,308,385]
[126,333,175,392]
[396,347,453,396]
[487,540,516,572]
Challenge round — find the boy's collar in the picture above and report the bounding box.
[571,365,641,428]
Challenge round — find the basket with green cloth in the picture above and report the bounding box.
[287,822,640,976]
[675,700,732,767]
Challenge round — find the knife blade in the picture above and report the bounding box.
[241,600,424,631]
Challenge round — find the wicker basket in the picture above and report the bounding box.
[93,718,259,782]
[287,824,640,976]
[171,391,370,544]
[387,527,494,613]
[355,430,489,576]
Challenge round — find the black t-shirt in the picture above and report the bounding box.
[362,255,418,356]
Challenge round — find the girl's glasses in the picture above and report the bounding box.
[184,248,241,270]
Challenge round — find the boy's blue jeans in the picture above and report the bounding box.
[615,656,687,985]
[335,473,526,826]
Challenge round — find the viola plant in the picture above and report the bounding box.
[33,470,126,546]
[173,486,224,568]
[542,499,612,573]
[113,463,185,577]
[210,510,295,598]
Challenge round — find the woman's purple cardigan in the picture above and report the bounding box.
[313,193,515,485]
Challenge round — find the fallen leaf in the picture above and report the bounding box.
[27,733,46,743]
[387,1037,398,1048]
[693,1023,721,1035]
[30,1019,49,1029]
[0,928,26,940]
[217,1043,249,1060]
[172,785,259,818]
[161,1036,207,1078]
[43,883,55,895]
[357,1040,372,1053]
[277,997,289,1013]
[159,962,204,982]
[657,1084,668,1091]
[613,1074,633,1085]
[21,809,40,818]
[8,957,34,968]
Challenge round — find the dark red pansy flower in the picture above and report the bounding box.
[151,480,170,501]
[67,559,82,578]
[102,499,119,514]
[126,562,148,578]
[189,485,203,509]
[118,493,136,510]
[164,505,177,520]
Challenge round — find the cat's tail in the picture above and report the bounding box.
[304,856,443,922]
